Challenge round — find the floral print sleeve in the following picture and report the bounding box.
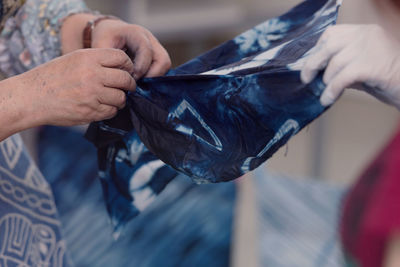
[0,0,89,76]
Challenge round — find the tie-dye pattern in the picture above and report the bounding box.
[39,126,235,267]
[86,0,342,231]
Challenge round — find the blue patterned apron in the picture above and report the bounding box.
[0,135,71,266]
[0,1,71,266]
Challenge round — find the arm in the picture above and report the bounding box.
[0,0,171,142]
[0,76,38,140]
[0,0,170,77]
[0,48,136,142]
[0,0,136,142]
[0,0,91,141]
[0,0,89,76]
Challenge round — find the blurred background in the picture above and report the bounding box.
[23,0,400,266]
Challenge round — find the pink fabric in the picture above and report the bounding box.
[341,124,400,267]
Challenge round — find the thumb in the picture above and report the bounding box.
[320,65,356,106]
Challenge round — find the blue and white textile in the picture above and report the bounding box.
[39,126,235,267]
[0,135,71,266]
[253,168,346,267]
[86,0,342,230]
[0,0,99,266]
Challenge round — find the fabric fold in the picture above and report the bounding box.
[86,0,342,231]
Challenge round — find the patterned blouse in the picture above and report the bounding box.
[0,1,88,266]
[0,0,88,76]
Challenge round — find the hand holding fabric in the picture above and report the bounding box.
[9,48,135,126]
[301,24,400,109]
[91,19,171,79]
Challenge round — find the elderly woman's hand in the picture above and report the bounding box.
[0,48,135,140]
[61,14,171,79]
[0,13,172,141]
[91,19,172,79]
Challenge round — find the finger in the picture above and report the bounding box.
[97,88,127,109]
[96,104,118,121]
[125,32,154,79]
[301,26,356,84]
[95,48,135,75]
[101,68,136,91]
[320,65,359,106]
[322,47,356,84]
[144,37,172,77]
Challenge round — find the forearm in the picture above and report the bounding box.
[0,76,41,141]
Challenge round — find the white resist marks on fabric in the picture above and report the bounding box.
[241,119,300,173]
[234,18,290,54]
[129,160,165,212]
[0,213,67,267]
[0,135,23,170]
[168,100,223,152]
[203,41,290,75]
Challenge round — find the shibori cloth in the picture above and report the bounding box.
[39,126,235,267]
[86,0,342,231]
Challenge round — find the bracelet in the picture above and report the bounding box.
[83,15,118,49]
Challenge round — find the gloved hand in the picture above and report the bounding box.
[301,24,400,109]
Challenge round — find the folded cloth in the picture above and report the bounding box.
[341,124,400,267]
[86,0,342,231]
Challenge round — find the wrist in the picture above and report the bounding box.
[61,13,97,54]
[83,15,119,49]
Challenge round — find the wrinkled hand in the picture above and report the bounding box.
[13,48,135,126]
[91,19,171,79]
[301,24,400,109]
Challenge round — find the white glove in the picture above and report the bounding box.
[301,24,400,109]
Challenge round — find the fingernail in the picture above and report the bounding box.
[301,70,312,84]
[320,91,335,106]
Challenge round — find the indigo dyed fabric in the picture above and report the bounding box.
[86,0,342,230]
[0,135,72,266]
[253,168,346,267]
[0,0,96,266]
[39,126,235,267]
